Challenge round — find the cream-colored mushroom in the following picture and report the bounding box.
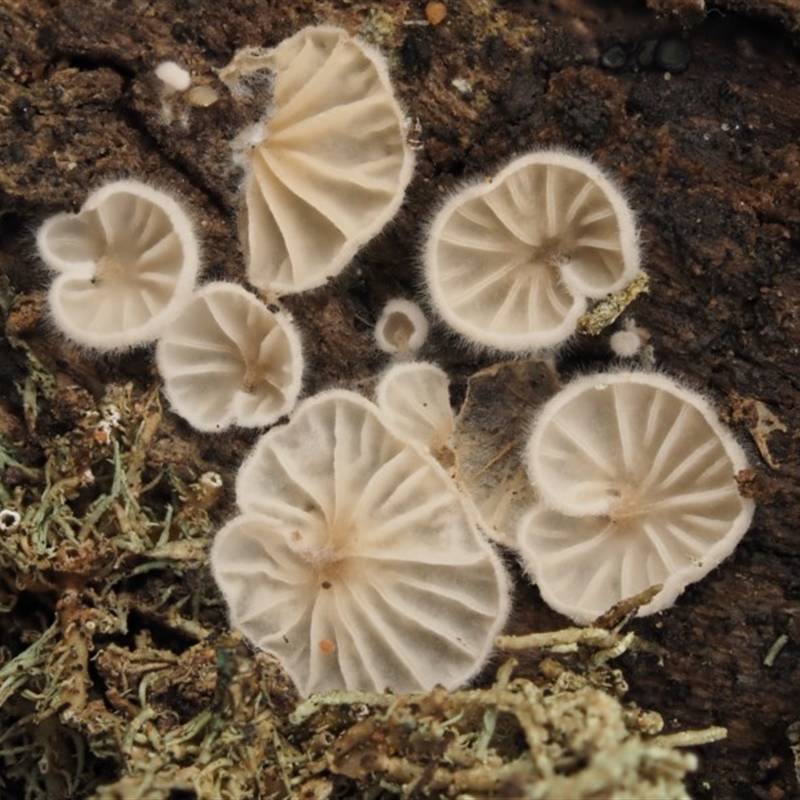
[36,180,200,350]
[156,282,303,431]
[211,390,509,696]
[424,150,640,351]
[227,26,415,294]
[374,298,429,357]
[518,371,755,623]
[375,361,455,456]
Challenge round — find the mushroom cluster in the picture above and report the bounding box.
[32,22,759,703]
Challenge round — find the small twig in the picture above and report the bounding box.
[496,627,619,651]
[763,634,789,667]
[651,726,728,748]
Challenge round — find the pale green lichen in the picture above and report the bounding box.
[0,336,225,797]
[577,271,651,336]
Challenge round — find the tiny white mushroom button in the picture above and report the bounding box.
[155,61,192,93]
[375,361,454,455]
[374,298,429,357]
[610,319,650,359]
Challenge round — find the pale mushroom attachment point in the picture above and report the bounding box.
[227,25,415,295]
[156,282,304,432]
[517,371,755,623]
[211,390,510,696]
[36,180,200,351]
[424,150,641,351]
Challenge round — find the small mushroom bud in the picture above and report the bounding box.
[374,298,429,358]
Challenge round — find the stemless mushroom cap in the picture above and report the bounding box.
[519,371,755,622]
[37,180,199,350]
[156,282,303,431]
[374,298,429,357]
[375,361,454,454]
[241,26,415,294]
[424,151,640,351]
[212,390,509,696]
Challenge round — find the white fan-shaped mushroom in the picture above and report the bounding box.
[424,150,640,351]
[156,282,303,431]
[375,361,454,455]
[374,298,429,357]
[211,390,509,696]
[235,26,415,294]
[36,180,200,350]
[518,371,755,623]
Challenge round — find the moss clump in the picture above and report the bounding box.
[0,296,723,799]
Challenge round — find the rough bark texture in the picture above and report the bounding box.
[1,0,800,797]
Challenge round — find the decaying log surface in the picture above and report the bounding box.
[1,0,799,797]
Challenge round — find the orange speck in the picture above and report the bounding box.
[318,638,336,654]
[291,531,302,541]
[426,1,447,26]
